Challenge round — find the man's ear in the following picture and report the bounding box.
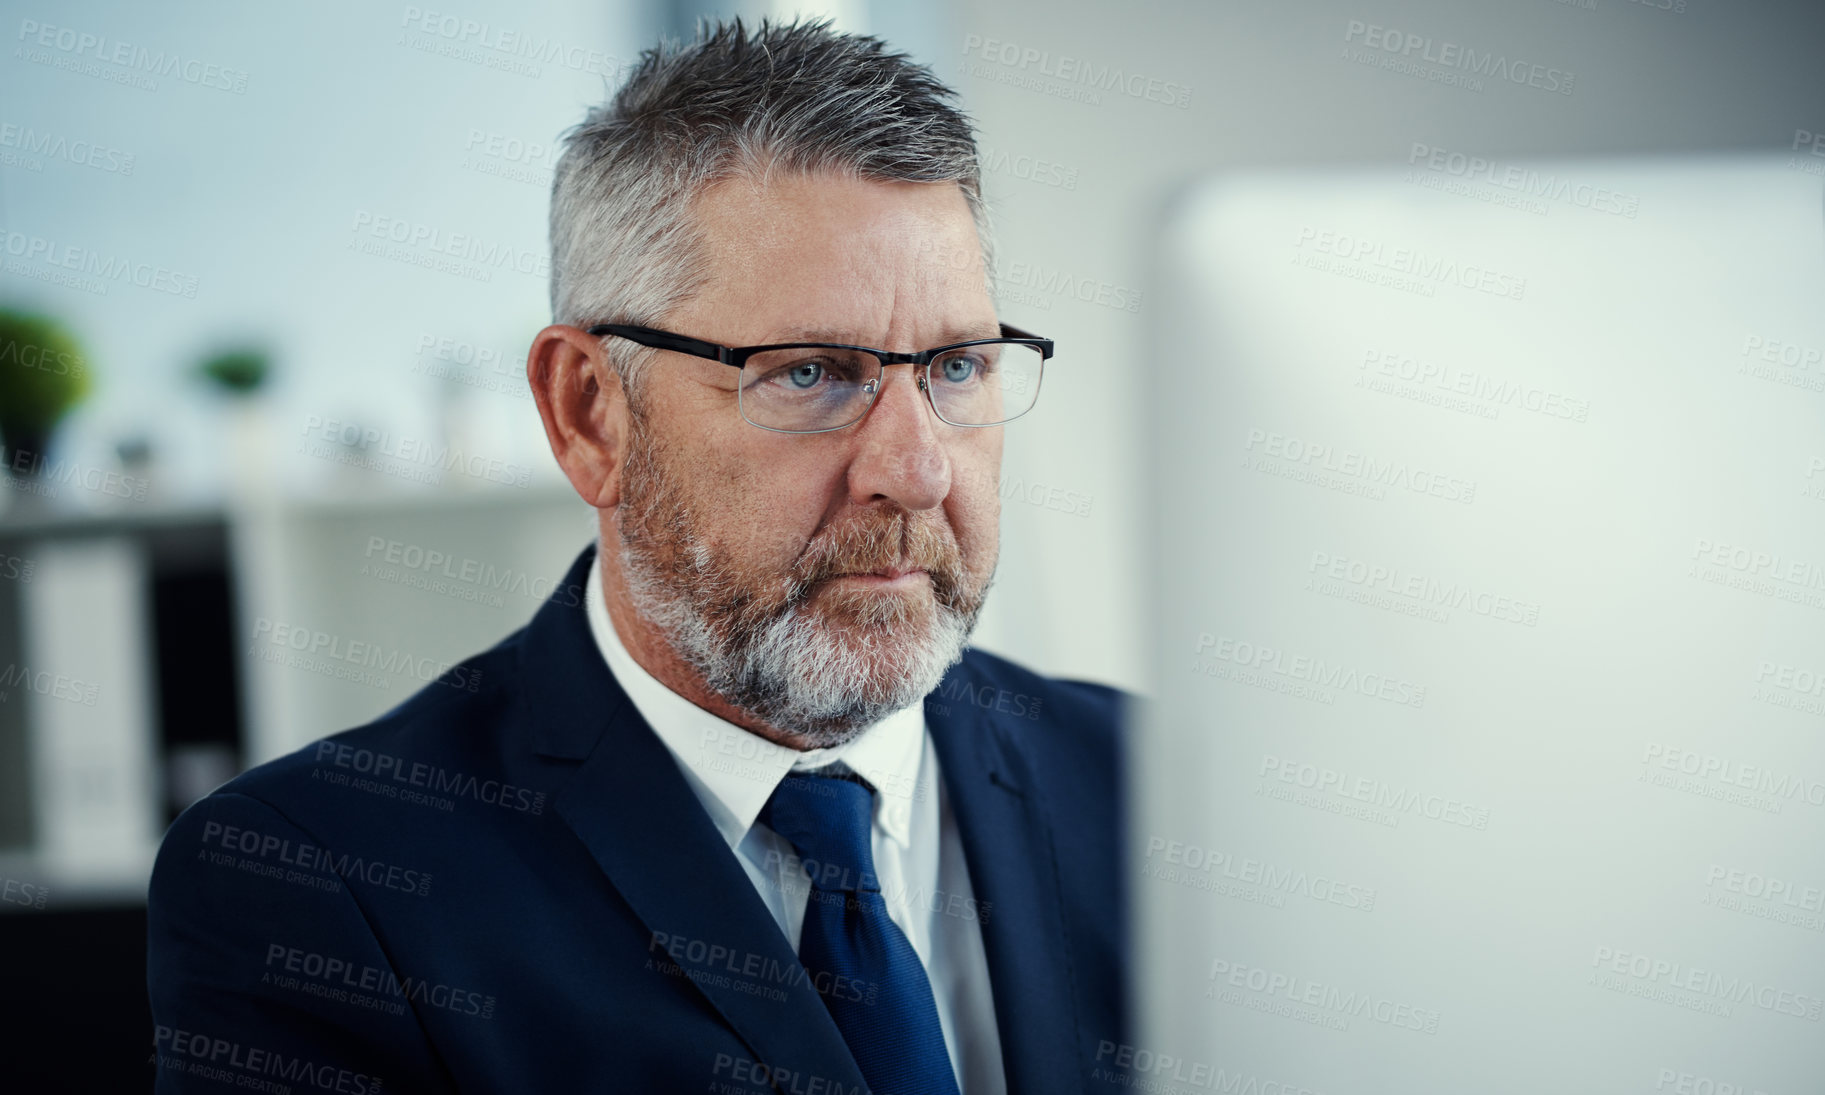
[528,324,631,510]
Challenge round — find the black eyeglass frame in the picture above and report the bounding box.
[585,321,1055,433]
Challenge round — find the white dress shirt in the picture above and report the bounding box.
[584,552,1007,1094]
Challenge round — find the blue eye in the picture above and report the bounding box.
[938,356,978,383]
[785,362,824,389]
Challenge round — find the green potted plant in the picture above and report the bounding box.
[0,308,91,479]
[194,345,274,498]
[195,347,271,396]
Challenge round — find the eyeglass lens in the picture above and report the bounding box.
[736,341,1044,431]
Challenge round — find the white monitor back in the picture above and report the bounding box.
[1138,153,1825,1093]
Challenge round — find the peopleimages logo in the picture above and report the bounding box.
[313,741,545,815]
[1093,1041,1332,1095]
[1,230,199,298]
[1195,633,1428,708]
[1407,142,1639,218]
[1258,754,1491,830]
[1639,743,1825,809]
[5,448,148,500]
[199,820,434,897]
[1294,226,1527,301]
[264,942,497,1020]
[1243,427,1478,505]
[349,210,549,279]
[0,663,99,707]
[153,1026,379,1092]
[0,121,135,175]
[1361,348,1591,424]
[15,19,250,93]
[363,535,569,602]
[398,5,631,78]
[1705,864,1825,915]
[251,616,485,693]
[960,34,1192,109]
[299,414,534,488]
[0,335,86,379]
[978,144,1078,190]
[1,877,48,909]
[1143,835,1377,910]
[1590,945,1824,1021]
[1341,20,1574,95]
[1207,957,1442,1034]
[1308,549,1542,627]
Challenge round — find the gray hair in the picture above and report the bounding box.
[548,17,992,402]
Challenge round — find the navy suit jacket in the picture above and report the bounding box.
[147,543,1129,1093]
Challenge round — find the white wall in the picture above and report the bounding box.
[11,0,1824,738]
[919,0,1825,694]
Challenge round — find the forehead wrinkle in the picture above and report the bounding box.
[844,238,997,352]
[683,173,994,354]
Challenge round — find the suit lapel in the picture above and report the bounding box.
[516,548,1082,1093]
[926,657,1084,1095]
[519,546,869,1090]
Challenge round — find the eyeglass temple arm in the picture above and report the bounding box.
[998,322,1055,360]
[587,324,735,366]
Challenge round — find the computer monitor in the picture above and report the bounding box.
[1137,151,1825,1092]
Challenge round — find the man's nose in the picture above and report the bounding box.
[844,364,950,511]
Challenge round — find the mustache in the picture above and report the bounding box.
[791,507,967,603]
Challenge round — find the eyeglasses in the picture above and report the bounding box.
[586,321,1054,433]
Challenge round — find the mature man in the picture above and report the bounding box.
[148,20,1126,1094]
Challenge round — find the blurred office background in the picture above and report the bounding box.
[3,0,1823,1087]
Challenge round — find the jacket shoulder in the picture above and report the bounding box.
[951,646,1128,744]
[211,629,529,814]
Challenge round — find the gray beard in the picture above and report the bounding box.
[612,431,985,749]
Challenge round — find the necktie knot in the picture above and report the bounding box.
[760,770,880,894]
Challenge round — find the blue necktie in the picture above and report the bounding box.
[760,769,962,1095]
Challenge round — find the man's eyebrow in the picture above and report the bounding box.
[759,324,1003,348]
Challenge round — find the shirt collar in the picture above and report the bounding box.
[584,547,924,853]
